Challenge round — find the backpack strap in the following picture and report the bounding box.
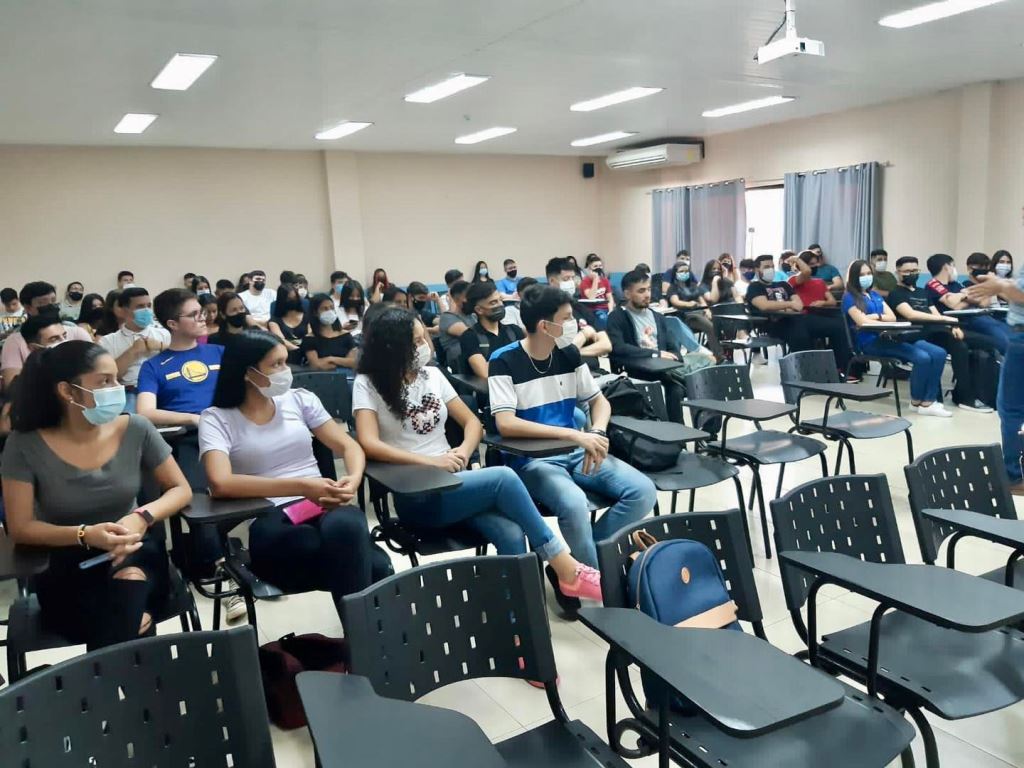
[673,600,738,629]
[628,530,658,560]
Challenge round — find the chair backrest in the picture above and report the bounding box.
[0,627,275,767]
[904,444,1018,564]
[631,381,671,422]
[292,371,352,422]
[684,363,753,402]
[770,474,906,611]
[341,555,557,702]
[778,350,840,405]
[596,510,764,627]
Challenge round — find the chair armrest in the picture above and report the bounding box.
[921,508,1024,552]
[482,434,578,458]
[364,462,463,496]
[685,398,796,423]
[297,673,506,768]
[182,494,278,528]
[0,531,50,580]
[787,380,892,402]
[578,607,843,737]
[609,416,708,445]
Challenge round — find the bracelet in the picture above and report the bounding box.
[77,524,89,549]
[588,428,608,437]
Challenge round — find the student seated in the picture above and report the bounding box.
[214,279,235,298]
[993,250,1014,279]
[199,330,387,614]
[239,269,274,328]
[545,258,612,361]
[843,260,950,417]
[2,341,191,649]
[0,286,26,340]
[806,244,843,290]
[268,285,309,365]
[437,268,465,313]
[785,251,854,376]
[369,268,392,304]
[495,259,520,300]
[300,294,357,374]
[489,285,657,569]
[75,293,106,342]
[60,281,85,322]
[660,249,689,298]
[382,285,408,307]
[329,270,349,309]
[99,287,170,412]
[735,258,757,298]
[745,254,814,353]
[580,253,614,329]
[663,256,723,360]
[926,253,1008,354]
[199,293,220,341]
[438,279,474,367]
[698,258,740,305]
[337,280,367,336]
[887,257,991,413]
[407,281,441,336]
[869,249,896,297]
[207,291,256,347]
[19,314,68,353]
[459,281,524,378]
[353,306,601,600]
[965,252,991,287]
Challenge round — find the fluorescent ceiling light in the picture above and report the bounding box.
[571,130,637,147]
[404,73,489,103]
[315,121,373,141]
[151,53,218,91]
[570,87,663,112]
[113,113,158,134]
[879,0,1007,28]
[454,126,517,145]
[702,95,795,118]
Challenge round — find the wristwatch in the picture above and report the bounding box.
[134,508,155,527]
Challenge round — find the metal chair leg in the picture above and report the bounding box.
[907,707,939,768]
[732,474,753,562]
[653,499,661,518]
[752,466,772,559]
[669,492,677,516]
[688,488,696,512]
[819,451,829,478]
[774,464,786,500]
[747,474,757,511]
[905,430,915,463]
[844,440,857,473]
[211,577,223,631]
[833,442,845,476]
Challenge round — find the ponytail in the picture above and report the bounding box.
[10,341,107,432]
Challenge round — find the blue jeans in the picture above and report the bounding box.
[862,337,946,403]
[593,309,609,331]
[664,315,701,353]
[966,314,1009,355]
[517,451,657,567]
[395,466,565,560]
[998,330,1024,481]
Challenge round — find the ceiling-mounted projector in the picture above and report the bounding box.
[755,0,824,64]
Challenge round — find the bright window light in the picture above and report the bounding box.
[315,121,373,141]
[570,131,637,147]
[150,53,218,91]
[702,96,795,118]
[404,74,489,104]
[570,87,663,112]
[454,126,517,145]
[113,113,158,134]
[879,0,1008,28]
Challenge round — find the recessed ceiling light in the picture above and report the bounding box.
[571,131,637,147]
[404,74,489,104]
[113,113,158,134]
[151,53,218,91]
[879,0,1007,29]
[454,126,517,145]
[570,87,663,112]
[315,121,373,141]
[702,95,795,118]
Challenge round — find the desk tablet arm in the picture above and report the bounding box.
[182,494,278,529]
[921,508,1024,585]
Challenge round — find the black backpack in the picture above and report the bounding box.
[602,377,684,472]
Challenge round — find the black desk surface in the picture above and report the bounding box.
[0,531,50,580]
[625,357,686,374]
[449,373,488,395]
[578,608,844,736]
[780,551,1024,631]
[922,508,1024,551]
[182,494,278,525]
[610,416,708,444]
[298,673,506,768]
[787,380,892,402]
[685,398,796,422]
[482,434,578,457]
[364,461,463,496]
[714,314,767,324]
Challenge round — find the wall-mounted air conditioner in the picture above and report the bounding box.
[606,142,703,171]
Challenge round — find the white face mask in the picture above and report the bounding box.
[413,341,432,370]
[297,287,308,298]
[545,318,578,349]
[760,267,776,282]
[319,309,339,326]
[948,266,959,281]
[559,279,576,296]
[874,260,888,272]
[995,263,1012,277]
[249,366,292,398]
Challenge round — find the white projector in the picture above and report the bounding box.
[756,35,825,64]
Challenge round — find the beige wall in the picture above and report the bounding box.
[986,79,1024,259]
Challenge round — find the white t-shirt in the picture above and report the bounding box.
[352,367,456,457]
[198,388,332,505]
[99,324,172,386]
[240,289,275,321]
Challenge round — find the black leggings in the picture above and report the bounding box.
[36,534,169,651]
[685,312,723,358]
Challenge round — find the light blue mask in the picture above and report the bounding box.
[859,275,874,291]
[676,271,690,282]
[133,308,154,328]
[73,384,126,425]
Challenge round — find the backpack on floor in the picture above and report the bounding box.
[602,377,684,472]
[259,633,350,729]
[626,532,741,714]
[972,348,1002,409]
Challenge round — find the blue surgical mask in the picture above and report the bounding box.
[859,275,874,291]
[479,267,489,277]
[133,308,154,328]
[72,384,126,425]
[676,271,690,282]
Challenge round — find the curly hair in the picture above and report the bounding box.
[356,306,418,418]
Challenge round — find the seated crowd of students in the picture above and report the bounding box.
[0,246,1011,653]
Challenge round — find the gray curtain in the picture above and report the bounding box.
[784,161,882,277]
[652,179,746,273]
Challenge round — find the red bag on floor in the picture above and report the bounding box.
[258,633,350,729]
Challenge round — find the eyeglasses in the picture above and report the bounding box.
[176,310,202,322]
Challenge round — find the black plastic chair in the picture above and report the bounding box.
[594,510,915,767]
[780,350,913,474]
[0,626,276,766]
[340,554,627,767]
[905,444,1022,584]
[771,474,1024,768]
[710,302,784,365]
[292,370,353,422]
[839,311,911,416]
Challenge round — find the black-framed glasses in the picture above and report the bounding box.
[176,310,203,322]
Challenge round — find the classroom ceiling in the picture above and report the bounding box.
[1,0,1022,155]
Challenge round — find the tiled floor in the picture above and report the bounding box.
[3,360,1022,767]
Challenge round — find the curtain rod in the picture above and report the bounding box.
[648,177,745,195]
[792,160,892,177]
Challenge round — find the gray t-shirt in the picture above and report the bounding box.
[439,312,475,359]
[627,306,659,351]
[1,414,171,526]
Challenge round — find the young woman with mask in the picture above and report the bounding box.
[207,292,254,347]
[268,285,309,364]
[300,293,357,373]
[718,253,738,284]
[338,280,367,336]
[565,255,583,288]
[368,268,391,304]
[353,306,602,601]
[2,341,191,649]
[666,258,723,360]
[471,260,493,284]
[199,330,387,617]
[76,293,107,341]
[698,258,739,305]
[190,275,212,298]
[993,250,1014,279]
[60,281,85,322]
[198,293,220,342]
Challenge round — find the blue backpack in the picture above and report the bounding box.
[626,533,741,714]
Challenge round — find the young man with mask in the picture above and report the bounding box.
[926,253,1009,354]
[489,286,656,585]
[745,254,814,353]
[239,269,274,327]
[495,259,520,299]
[887,257,991,413]
[806,244,843,290]
[99,287,171,413]
[20,314,68,351]
[407,281,441,336]
[869,249,896,297]
[329,270,349,310]
[580,253,614,330]
[544,258,612,361]
[459,281,524,378]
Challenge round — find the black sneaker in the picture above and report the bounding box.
[958,400,994,414]
[544,564,581,621]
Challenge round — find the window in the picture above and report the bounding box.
[744,186,784,259]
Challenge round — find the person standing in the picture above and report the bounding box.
[239,270,274,328]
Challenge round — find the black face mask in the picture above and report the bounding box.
[412,299,427,310]
[485,306,506,323]
[810,267,819,277]
[83,307,104,326]
[252,280,266,291]
[593,268,604,277]
[37,304,60,320]
[68,291,83,302]
[971,269,989,278]
[901,273,920,287]
[227,313,248,329]
[506,269,518,279]
[199,292,215,303]
[282,300,304,313]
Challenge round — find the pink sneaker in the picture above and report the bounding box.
[558,565,603,602]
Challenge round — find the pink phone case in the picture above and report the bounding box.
[283,499,325,525]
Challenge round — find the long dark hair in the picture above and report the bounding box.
[217,291,244,322]
[212,330,283,409]
[190,275,211,295]
[273,284,301,319]
[994,249,1014,272]
[845,259,873,312]
[96,290,121,335]
[339,280,366,318]
[699,259,721,288]
[76,293,105,325]
[10,341,109,432]
[309,293,342,336]
[471,260,492,284]
[357,306,418,418]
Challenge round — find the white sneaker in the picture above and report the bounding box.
[917,402,952,418]
[222,579,248,623]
